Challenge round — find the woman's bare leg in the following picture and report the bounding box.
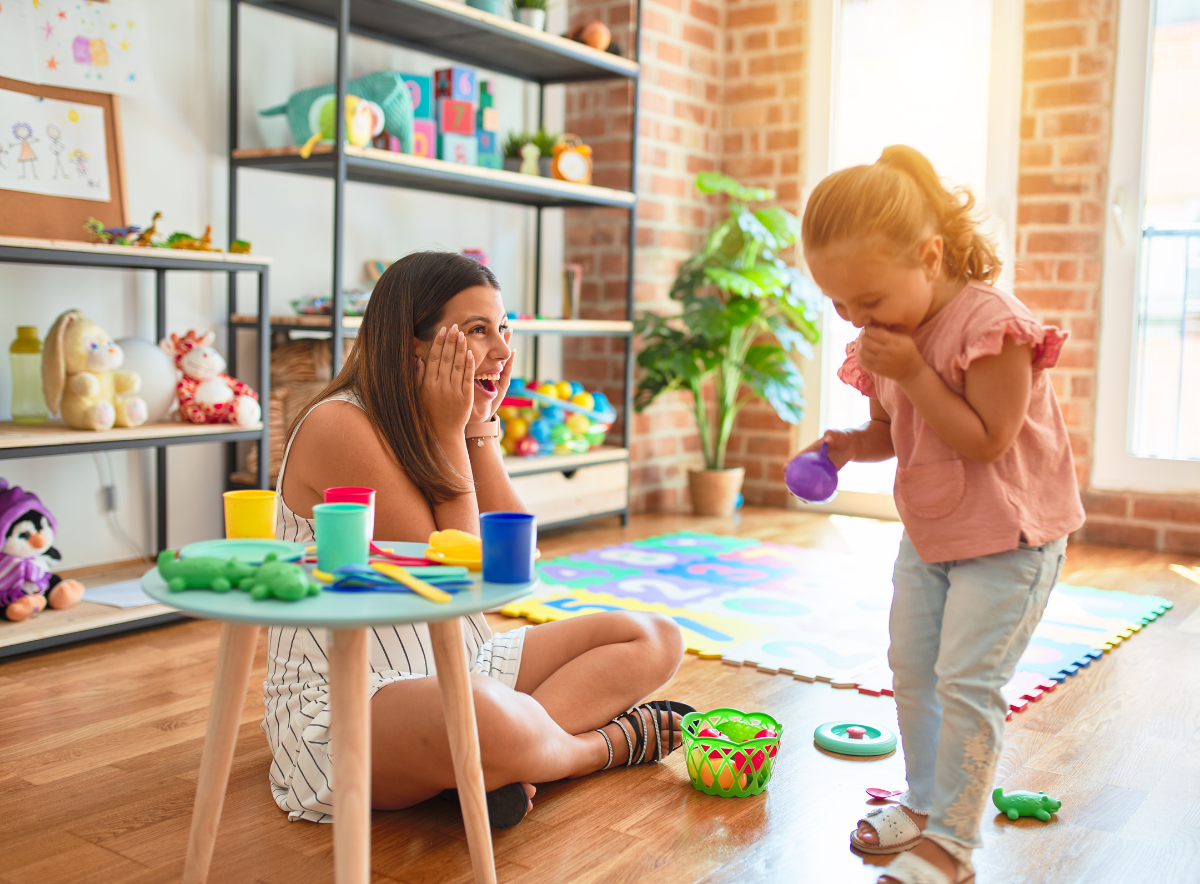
[370,611,687,810]
[514,611,686,734]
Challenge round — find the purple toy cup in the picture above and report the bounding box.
[785,441,839,503]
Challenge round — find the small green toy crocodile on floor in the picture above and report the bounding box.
[992,787,1062,821]
[157,550,256,592]
[239,554,322,601]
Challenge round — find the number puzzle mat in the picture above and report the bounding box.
[501,532,1174,717]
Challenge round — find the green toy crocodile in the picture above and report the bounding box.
[239,554,322,601]
[992,787,1062,821]
[157,550,256,592]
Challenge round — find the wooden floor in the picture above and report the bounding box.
[2,508,1199,884]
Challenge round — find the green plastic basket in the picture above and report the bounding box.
[681,708,783,797]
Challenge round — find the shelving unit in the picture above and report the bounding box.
[231,0,641,527]
[0,238,272,654]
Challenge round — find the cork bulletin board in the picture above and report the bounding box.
[0,75,128,242]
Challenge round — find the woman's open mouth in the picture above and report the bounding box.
[474,374,498,397]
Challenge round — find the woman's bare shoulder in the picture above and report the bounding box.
[285,399,432,533]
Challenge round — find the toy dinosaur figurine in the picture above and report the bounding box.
[85,217,141,246]
[133,212,162,247]
[992,788,1062,822]
[239,553,321,601]
[157,550,256,592]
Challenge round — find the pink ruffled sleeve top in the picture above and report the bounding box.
[838,282,1085,563]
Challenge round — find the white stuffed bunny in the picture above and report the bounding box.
[160,330,261,427]
[43,310,148,431]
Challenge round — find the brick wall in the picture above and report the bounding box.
[1014,0,1200,554]
[564,0,724,512]
[719,0,807,506]
[564,0,810,512]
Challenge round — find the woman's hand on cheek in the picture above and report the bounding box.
[418,325,475,442]
[857,327,925,383]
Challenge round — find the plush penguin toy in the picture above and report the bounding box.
[0,481,85,621]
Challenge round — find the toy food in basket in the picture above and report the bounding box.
[497,378,617,457]
[681,708,782,797]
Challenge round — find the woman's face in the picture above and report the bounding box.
[417,284,512,413]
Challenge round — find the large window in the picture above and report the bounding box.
[803,0,1023,508]
[1096,0,1200,490]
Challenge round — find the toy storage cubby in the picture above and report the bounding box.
[228,0,641,528]
[0,238,273,657]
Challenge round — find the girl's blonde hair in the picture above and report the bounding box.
[801,145,1001,283]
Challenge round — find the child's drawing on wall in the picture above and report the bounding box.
[46,125,68,179]
[0,88,109,201]
[11,122,38,180]
[69,148,89,178]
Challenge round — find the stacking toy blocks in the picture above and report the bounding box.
[401,73,436,159]
[435,66,477,102]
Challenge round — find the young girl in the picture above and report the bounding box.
[266,251,692,829]
[799,146,1084,884]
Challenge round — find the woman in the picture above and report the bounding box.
[265,251,691,827]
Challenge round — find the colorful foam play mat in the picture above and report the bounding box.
[501,533,1174,718]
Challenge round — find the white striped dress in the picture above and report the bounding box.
[263,394,528,823]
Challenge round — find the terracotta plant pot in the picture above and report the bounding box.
[688,467,745,517]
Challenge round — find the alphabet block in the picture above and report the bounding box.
[435,66,477,102]
[437,98,476,136]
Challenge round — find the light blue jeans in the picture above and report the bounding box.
[889,533,1067,853]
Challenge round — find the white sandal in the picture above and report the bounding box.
[850,804,923,855]
[878,850,975,884]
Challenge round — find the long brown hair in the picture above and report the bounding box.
[288,251,500,504]
[802,144,1001,283]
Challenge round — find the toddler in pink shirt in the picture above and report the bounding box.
[797,145,1084,884]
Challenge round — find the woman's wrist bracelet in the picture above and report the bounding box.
[465,415,499,447]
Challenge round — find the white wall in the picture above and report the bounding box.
[0,0,562,569]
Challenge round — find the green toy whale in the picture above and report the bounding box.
[993,787,1062,822]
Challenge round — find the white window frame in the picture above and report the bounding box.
[1093,0,1200,492]
[795,0,1024,520]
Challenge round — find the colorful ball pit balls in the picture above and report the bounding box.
[566,412,592,435]
[529,418,554,445]
[515,436,539,456]
[506,417,529,441]
[554,380,574,400]
[571,391,595,411]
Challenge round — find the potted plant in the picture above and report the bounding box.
[514,0,548,31]
[501,128,559,175]
[634,172,821,516]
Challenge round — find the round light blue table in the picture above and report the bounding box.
[143,541,535,884]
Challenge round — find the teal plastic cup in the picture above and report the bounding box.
[313,502,370,572]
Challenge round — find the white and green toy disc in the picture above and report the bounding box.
[813,721,897,757]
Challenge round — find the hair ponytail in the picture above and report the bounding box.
[802,144,1001,283]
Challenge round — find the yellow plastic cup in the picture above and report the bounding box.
[223,490,278,539]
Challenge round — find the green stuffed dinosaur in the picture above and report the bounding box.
[992,788,1062,822]
[157,550,256,592]
[260,70,413,154]
[239,553,322,601]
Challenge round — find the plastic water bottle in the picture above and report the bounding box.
[9,326,47,424]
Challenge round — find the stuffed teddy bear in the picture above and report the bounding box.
[161,330,261,427]
[43,310,148,431]
[0,480,84,622]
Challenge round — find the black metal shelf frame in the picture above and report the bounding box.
[230,0,642,525]
[0,246,272,553]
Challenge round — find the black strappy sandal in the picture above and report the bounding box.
[594,700,696,769]
[438,782,530,829]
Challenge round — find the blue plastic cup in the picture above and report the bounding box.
[480,512,537,583]
[313,502,370,573]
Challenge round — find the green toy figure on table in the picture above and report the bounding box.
[240,554,321,601]
[157,550,255,592]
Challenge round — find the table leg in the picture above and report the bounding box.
[428,618,496,884]
[329,628,371,884]
[182,623,260,884]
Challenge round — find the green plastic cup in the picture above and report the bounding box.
[313,502,370,572]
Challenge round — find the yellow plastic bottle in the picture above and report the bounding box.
[9,326,47,424]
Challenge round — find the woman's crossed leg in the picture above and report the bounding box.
[370,611,687,811]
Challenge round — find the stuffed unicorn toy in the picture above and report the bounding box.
[160,330,261,427]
